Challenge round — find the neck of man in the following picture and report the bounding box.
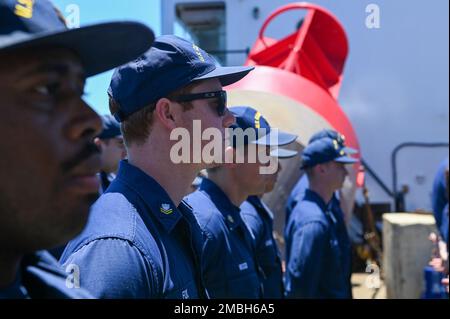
[128,137,198,206]
[208,170,249,208]
[309,179,335,206]
[0,251,22,288]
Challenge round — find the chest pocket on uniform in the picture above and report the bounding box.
[223,229,261,298]
[328,228,343,276]
[325,211,342,269]
[206,228,261,298]
[257,239,280,273]
[211,257,260,299]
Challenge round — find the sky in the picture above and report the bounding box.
[53,0,162,116]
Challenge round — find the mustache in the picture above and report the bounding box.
[61,143,101,173]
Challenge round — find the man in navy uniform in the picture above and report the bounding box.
[0,0,153,298]
[184,106,297,298]
[430,158,449,291]
[240,145,297,298]
[286,129,358,222]
[441,204,449,246]
[431,158,449,241]
[285,137,358,298]
[94,114,126,193]
[60,35,254,298]
[285,129,358,298]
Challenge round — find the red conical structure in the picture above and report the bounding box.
[226,3,362,230]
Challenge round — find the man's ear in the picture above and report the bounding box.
[154,98,176,130]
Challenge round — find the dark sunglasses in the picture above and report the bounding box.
[173,90,227,116]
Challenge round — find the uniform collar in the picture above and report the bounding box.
[115,160,183,234]
[199,178,244,230]
[246,195,274,220]
[304,189,329,213]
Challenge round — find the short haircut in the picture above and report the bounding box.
[109,82,198,147]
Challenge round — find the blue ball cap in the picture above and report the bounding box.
[108,35,254,122]
[301,137,358,169]
[309,129,358,155]
[230,106,298,158]
[0,0,154,77]
[97,115,122,140]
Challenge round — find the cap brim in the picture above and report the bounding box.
[270,148,298,159]
[193,65,254,86]
[334,156,358,164]
[0,22,154,77]
[252,129,298,147]
[343,146,358,155]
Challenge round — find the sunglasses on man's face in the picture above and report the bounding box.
[173,90,227,116]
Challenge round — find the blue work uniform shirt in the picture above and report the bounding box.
[286,175,352,297]
[440,203,449,246]
[432,158,449,230]
[0,251,92,299]
[184,178,262,299]
[60,160,206,299]
[285,174,310,224]
[284,189,349,299]
[240,196,284,298]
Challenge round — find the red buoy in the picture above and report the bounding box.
[226,3,363,226]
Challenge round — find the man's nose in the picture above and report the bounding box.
[65,99,102,142]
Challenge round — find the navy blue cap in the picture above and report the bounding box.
[108,35,254,122]
[230,106,298,158]
[97,115,122,139]
[309,129,358,155]
[301,137,358,169]
[0,0,154,77]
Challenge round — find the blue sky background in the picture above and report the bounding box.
[53,0,162,116]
